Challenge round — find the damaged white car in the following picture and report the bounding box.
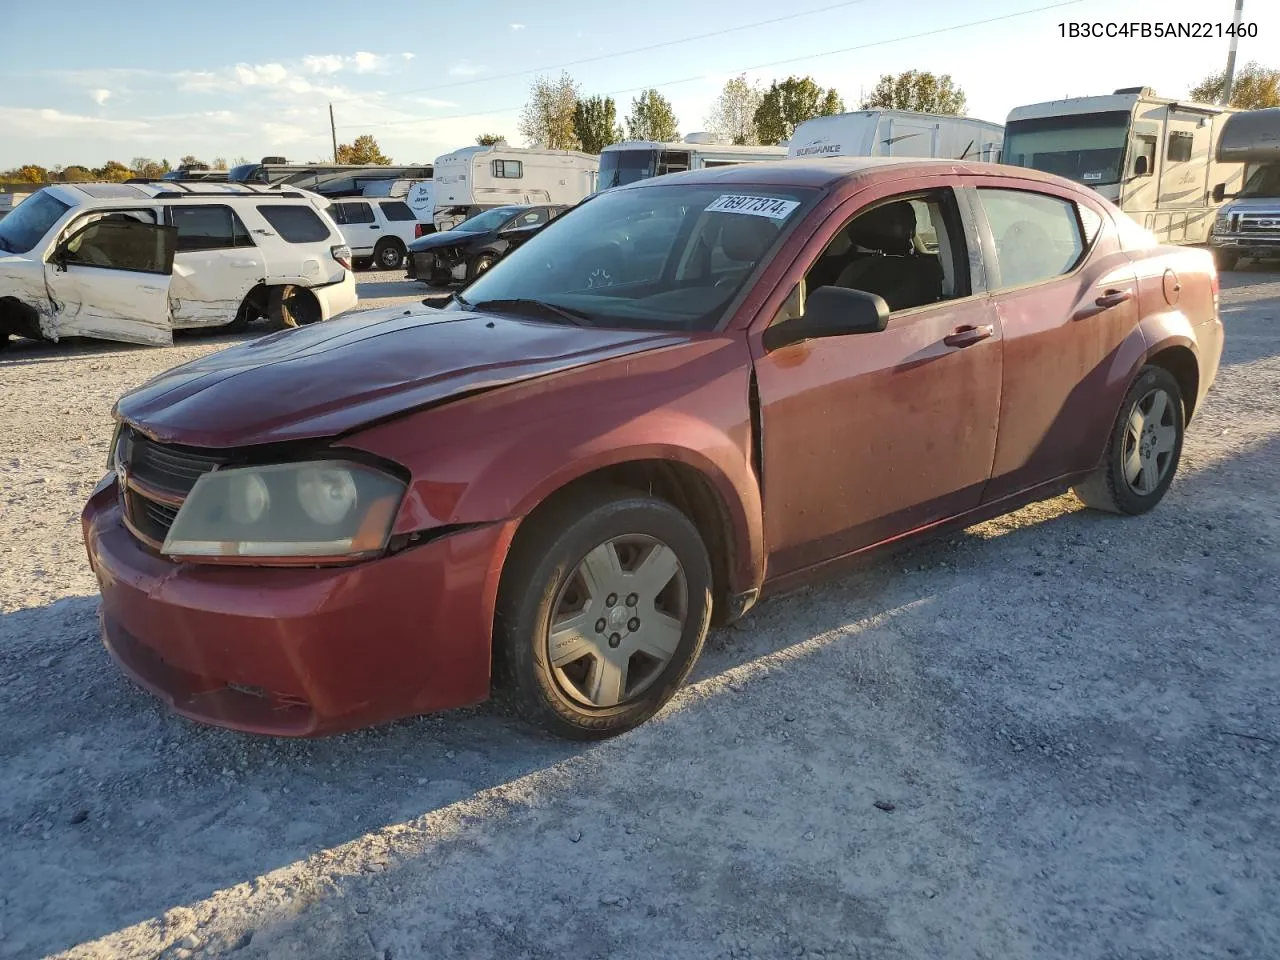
[0,181,358,349]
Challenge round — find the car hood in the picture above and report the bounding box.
[115,303,693,448]
[1223,195,1280,213]
[408,229,479,252]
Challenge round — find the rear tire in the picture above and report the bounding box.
[374,239,405,270]
[267,285,323,330]
[1073,365,1185,516]
[495,487,713,740]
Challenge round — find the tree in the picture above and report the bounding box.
[336,135,391,165]
[1189,61,1280,108]
[475,133,507,146]
[754,76,844,145]
[131,157,167,179]
[626,89,679,143]
[179,154,203,169]
[61,166,94,182]
[706,75,764,145]
[518,72,580,149]
[573,96,623,154]
[211,157,228,171]
[6,165,49,183]
[94,161,132,182]
[860,70,966,115]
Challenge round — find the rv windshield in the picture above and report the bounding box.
[598,149,658,190]
[1003,111,1131,186]
[453,182,818,332]
[1239,163,1280,198]
[228,164,265,183]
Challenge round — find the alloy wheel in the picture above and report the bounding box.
[1122,387,1178,495]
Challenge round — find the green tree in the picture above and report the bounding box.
[336,135,392,164]
[860,70,966,115]
[475,133,507,145]
[211,157,228,170]
[179,154,203,169]
[131,157,166,179]
[573,96,623,154]
[1190,61,1280,108]
[6,164,49,183]
[626,89,679,143]
[706,74,764,145]
[754,76,844,145]
[60,165,94,182]
[518,72,581,149]
[94,161,133,182]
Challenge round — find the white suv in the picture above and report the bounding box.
[0,181,358,348]
[330,197,431,270]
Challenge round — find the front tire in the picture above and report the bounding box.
[495,488,713,739]
[468,253,496,281]
[1073,365,1185,515]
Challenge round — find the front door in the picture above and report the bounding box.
[166,204,265,327]
[44,218,175,345]
[752,183,1003,577]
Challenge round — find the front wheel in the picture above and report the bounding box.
[468,253,496,281]
[1073,365,1185,515]
[495,488,713,739]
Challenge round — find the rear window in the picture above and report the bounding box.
[256,204,332,243]
[379,201,417,221]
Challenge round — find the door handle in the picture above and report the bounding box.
[139,286,165,293]
[1073,288,1132,320]
[943,324,994,348]
[369,226,381,230]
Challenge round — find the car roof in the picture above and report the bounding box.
[45,181,328,208]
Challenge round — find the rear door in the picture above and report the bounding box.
[332,201,379,255]
[165,204,264,327]
[44,218,176,345]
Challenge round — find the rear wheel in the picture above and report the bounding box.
[268,285,323,330]
[1073,365,1185,515]
[495,488,713,739]
[374,239,405,270]
[1214,250,1239,271]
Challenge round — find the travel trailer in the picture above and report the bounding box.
[1208,107,1280,269]
[1003,87,1244,244]
[596,135,788,191]
[786,110,1004,163]
[432,144,598,230]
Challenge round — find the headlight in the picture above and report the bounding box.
[161,460,405,563]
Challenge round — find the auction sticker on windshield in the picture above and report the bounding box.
[705,195,801,220]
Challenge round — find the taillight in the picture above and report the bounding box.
[414,223,428,238]
[331,244,352,270]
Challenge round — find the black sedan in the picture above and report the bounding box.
[406,204,567,285]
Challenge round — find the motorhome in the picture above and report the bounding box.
[595,135,787,191]
[432,144,598,230]
[1207,107,1280,270]
[786,110,1004,162]
[1003,87,1243,245]
[227,158,433,198]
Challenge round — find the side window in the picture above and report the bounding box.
[59,219,171,274]
[1167,131,1194,164]
[1133,136,1156,177]
[802,188,969,314]
[256,205,333,243]
[379,201,416,221]
[1077,205,1104,245]
[492,160,523,179]
[978,189,1085,289]
[168,205,253,252]
[517,209,548,226]
[337,202,374,224]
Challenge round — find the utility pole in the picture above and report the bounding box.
[1221,0,1245,105]
[329,103,339,164]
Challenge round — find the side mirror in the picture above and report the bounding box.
[1133,155,1149,177]
[1212,182,1226,203]
[763,286,889,351]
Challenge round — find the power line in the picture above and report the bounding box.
[335,0,1084,131]
[328,0,878,106]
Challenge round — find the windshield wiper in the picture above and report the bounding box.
[468,298,592,326]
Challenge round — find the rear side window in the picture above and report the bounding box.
[1167,131,1194,163]
[379,201,416,221]
[168,205,253,251]
[978,188,1085,289]
[333,202,374,225]
[256,205,332,243]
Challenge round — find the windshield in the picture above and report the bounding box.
[1239,163,1280,198]
[1003,111,1131,186]
[0,189,71,254]
[227,164,263,183]
[454,183,818,332]
[454,208,519,232]
[598,149,658,190]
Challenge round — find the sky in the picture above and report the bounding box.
[1,0,1276,169]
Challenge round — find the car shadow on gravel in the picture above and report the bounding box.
[4,435,1277,959]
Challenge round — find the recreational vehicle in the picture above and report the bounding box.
[1208,107,1280,270]
[786,110,1003,162]
[432,145,598,231]
[1003,87,1243,245]
[596,135,787,191]
[227,159,434,199]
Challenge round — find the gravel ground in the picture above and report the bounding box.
[1,267,1277,960]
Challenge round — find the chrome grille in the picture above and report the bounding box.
[1238,213,1280,234]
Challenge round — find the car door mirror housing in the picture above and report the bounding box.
[764,285,890,351]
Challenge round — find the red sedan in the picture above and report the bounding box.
[82,158,1224,739]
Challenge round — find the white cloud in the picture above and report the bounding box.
[448,61,484,77]
[0,106,151,139]
[401,52,416,60]
[509,23,525,30]
[89,89,112,106]
[352,51,385,74]
[302,54,345,75]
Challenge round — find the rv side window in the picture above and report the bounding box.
[702,160,740,168]
[658,151,691,176]
[1133,137,1156,178]
[1167,131,1194,164]
[379,201,417,221]
[978,188,1085,288]
[493,160,524,179]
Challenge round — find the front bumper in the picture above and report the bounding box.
[81,477,514,736]
[1209,234,1280,259]
[311,270,359,320]
[407,249,467,285]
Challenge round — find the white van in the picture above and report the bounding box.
[787,110,1004,162]
[0,181,357,348]
[432,144,598,231]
